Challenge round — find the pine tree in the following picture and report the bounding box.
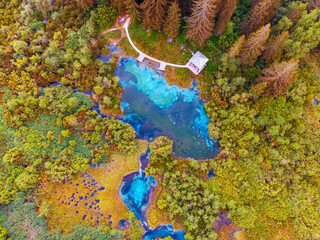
[125,0,141,22]
[228,35,246,58]
[141,0,167,30]
[185,0,222,47]
[257,59,299,96]
[110,0,126,12]
[140,0,155,30]
[241,0,280,35]
[163,1,182,38]
[153,0,167,30]
[263,31,289,63]
[240,24,270,66]
[214,0,236,36]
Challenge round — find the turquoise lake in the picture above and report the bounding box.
[115,58,219,160]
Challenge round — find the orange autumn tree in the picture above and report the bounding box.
[153,0,167,30]
[240,24,270,66]
[125,0,141,22]
[257,59,299,96]
[263,31,289,64]
[214,0,237,36]
[140,0,154,30]
[185,0,221,47]
[140,0,167,30]
[242,0,280,35]
[163,1,182,38]
[228,35,246,58]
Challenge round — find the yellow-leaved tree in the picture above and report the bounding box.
[240,24,270,66]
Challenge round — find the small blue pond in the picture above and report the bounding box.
[114,58,219,160]
[143,224,185,240]
[207,169,216,178]
[118,219,130,229]
[118,171,157,229]
[313,98,319,105]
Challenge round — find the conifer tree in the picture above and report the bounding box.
[214,0,236,36]
[163,1,182,38]
[185,0,221,47]
[152,0,167,30]
[263,31,289,64]
[125,0,141,22]
[257,59,299,96]
[240,24,270,66]
[140,0,155,30]
[228,35,246,58]
[110,0,126,12]
[241,0,280,35]
[141,0,167,30]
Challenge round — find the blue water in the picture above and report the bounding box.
[98,54,112,63]
[115,58,219,160]
[207,169,216,178]
[118,219,129,229]
[118,172,157,228]
[313,98,319,105]
[119,170,185,239]
[143,225,185,240]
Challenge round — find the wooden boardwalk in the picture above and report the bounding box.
[109,17,189,71]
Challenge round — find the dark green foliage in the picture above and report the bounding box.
[29,20,46,31]
[95,4,118,30]
[285,8,320,59]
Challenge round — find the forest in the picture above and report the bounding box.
[1,0,320,239]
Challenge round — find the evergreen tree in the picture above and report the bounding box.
[153,0,168,30]
[140,0,155,30]
[263,31,289,63]
[163,1,182,38]
[185,0,221,47]
[228,35,246,58]
[214,0,236,36]
[141,0,167,30]
[241,0,280,35]
[110,0,126,12]
[240,24,270,66]
[125,0,141,22]
[257,59,299,96]
[179,0,194,15]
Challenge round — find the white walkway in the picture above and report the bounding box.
[113,18,188,71]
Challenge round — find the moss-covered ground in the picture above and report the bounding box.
[38,140,148,235]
